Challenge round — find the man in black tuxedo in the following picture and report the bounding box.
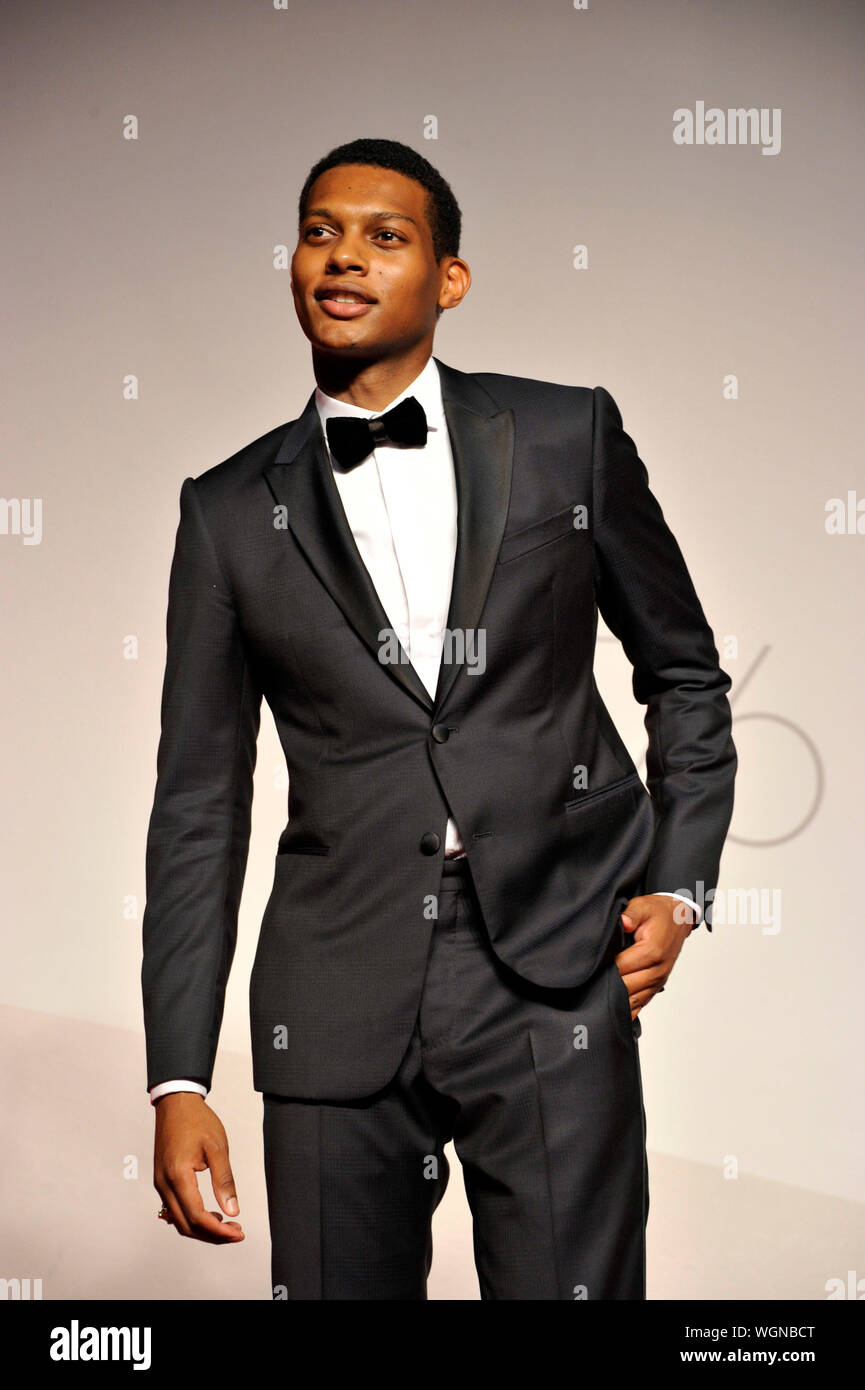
[143,137,737,1300]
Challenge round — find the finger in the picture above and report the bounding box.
[616,952,658,986]
[170,1166,244,1243]
[617,963,665,997]
[156,1198,174,1227]
[616,935,668,968]
[156,1181,194,1239]
[202,1208,246,1238]
[621,898,653,929]
[204,1138,240,1219]
[617,934,679,977]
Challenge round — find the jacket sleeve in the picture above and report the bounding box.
[591,386,737,930]
[141,476,262,1090]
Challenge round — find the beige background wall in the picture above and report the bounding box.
[2,0,863,1299]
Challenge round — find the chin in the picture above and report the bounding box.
[317,328,380,352]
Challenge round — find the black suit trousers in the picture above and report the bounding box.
[262,856,648,1300]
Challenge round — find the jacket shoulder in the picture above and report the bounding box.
[187,417,297,500]
[467,368,594,413]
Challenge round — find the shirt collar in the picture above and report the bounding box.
[313,355,443,433]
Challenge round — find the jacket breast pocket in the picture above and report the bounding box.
[563,770,642,815]
[497,504,577,565]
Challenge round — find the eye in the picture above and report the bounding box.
[305,225,331,239]
[375,229,403,242]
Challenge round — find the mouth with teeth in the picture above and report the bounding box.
[314,287,377,320]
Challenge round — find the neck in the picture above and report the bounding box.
[312,345,432,411]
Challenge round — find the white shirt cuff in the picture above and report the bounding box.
[150,1079,208,1106]
[655,891,703,924]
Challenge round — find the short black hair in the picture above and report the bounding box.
[297,137,461,263]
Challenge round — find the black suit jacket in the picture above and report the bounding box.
[141,357,737,1100]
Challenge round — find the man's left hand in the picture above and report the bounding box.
[616,895,696,1020]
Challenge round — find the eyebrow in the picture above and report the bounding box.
[304,207,418,228]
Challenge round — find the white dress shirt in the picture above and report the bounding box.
[150,358,700,1104]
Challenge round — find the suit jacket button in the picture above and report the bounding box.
[420,832,441,855]
[431,723,450,743]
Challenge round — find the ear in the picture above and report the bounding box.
[438,256,471,312]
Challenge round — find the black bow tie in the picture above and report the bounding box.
[325,396,428,470]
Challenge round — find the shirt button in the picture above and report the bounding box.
[420,832,441,855]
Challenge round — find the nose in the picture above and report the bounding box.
[325,229,368,275]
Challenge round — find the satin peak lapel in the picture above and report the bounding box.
[433,358,514,712]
